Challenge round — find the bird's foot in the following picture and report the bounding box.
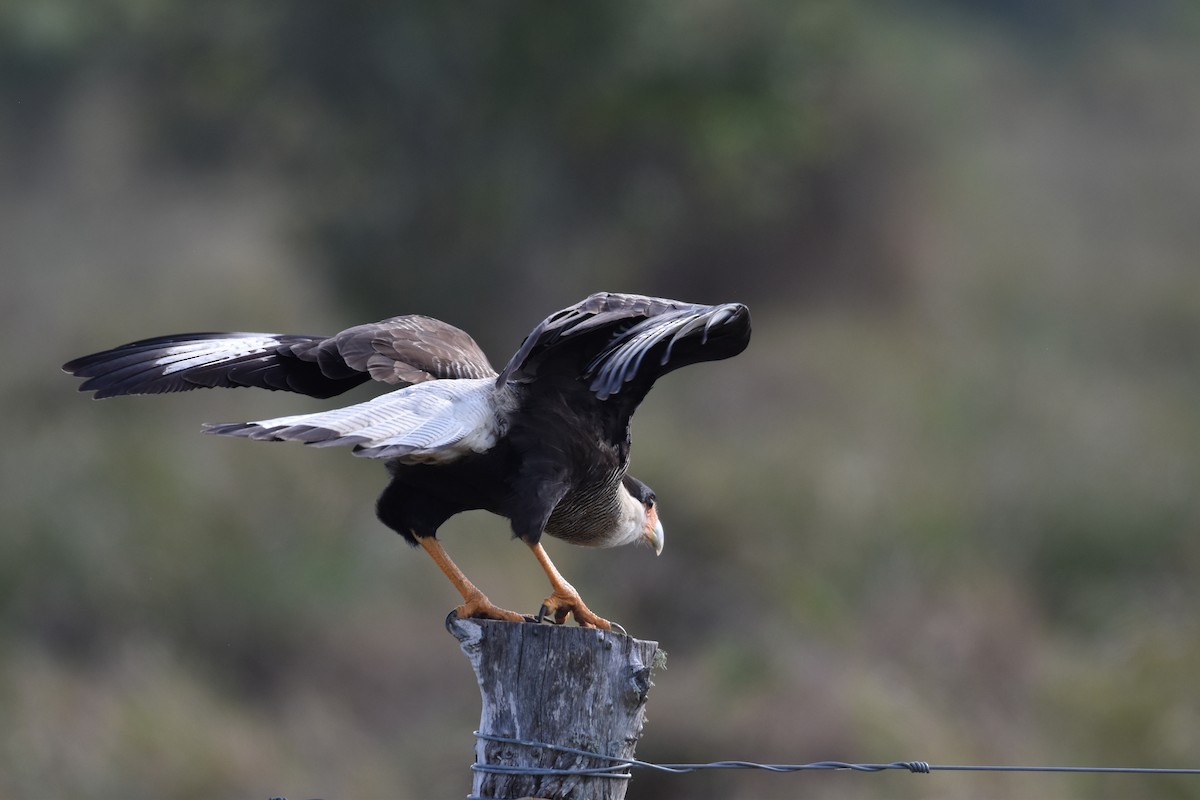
[455,591,526,623]
[535,589,615,631]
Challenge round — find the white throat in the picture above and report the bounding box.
[608,484,648,548]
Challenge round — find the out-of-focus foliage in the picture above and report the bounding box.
[2,0,924,328]
[4,2,1200,798]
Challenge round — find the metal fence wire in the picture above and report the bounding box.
[471,730,1200,780]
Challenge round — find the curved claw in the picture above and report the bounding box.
[455,592,526,624]
[537,590,615,631]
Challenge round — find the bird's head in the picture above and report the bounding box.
[616,474,664,555]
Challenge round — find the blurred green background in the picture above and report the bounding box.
[4,2,1200,798]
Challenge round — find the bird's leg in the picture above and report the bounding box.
[418,536,525,623]
[528,542,614,631]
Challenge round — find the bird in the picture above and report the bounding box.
[63,292,751,630]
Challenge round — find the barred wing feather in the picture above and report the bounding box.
[204,377,503,461]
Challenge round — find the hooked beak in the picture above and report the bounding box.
[643,504,664,556]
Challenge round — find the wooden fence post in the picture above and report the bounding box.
[447,614,661,800]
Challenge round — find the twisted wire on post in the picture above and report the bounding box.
[471,731,633,779]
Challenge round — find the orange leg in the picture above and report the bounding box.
[529,542,615,631]
[418,537,524,623]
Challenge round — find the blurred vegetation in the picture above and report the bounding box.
[4,2,1200,798]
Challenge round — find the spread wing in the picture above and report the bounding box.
[497,292,751,400]
[63,315,496,400]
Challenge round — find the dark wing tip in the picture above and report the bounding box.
[60,332,380,399]
[496,292,694,388]
[585,301,750,398]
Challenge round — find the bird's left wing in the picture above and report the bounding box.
[63,315,496,400]
[497,292,751,399]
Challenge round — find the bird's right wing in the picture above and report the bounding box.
[63,315,497,400]
[496,292,750,399]
[496,294,693,387]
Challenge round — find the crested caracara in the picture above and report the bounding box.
[63,292,751,630]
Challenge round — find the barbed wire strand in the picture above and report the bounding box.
[472,731,1200,779]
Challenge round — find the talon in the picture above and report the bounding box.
[538,590,614,631]
[455,592,525,623]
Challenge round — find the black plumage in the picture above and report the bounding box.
[64,292,751,628]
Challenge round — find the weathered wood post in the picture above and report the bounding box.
[447,614,661,800]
